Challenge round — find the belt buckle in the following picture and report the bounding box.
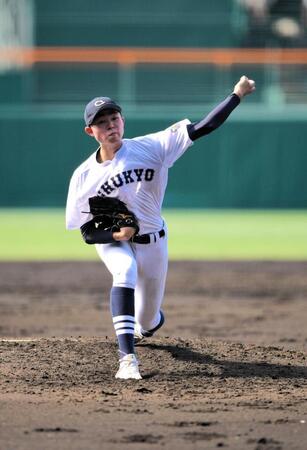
[152,231,159,243]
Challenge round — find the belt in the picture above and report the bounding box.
[132,229,165,244]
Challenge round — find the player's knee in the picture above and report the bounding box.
[112,259,137,289]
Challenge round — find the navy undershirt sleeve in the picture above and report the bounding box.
[80,219,115,244]
[187,93,241,141]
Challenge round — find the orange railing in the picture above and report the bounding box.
[1,47,307,66]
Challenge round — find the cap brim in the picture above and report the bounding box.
[89,104,122,125]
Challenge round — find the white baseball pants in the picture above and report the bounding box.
[95,229,168,331]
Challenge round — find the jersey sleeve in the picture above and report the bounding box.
[65,170,91,230]
[156,118,194,168]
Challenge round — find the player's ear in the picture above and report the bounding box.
[85,126,94,136]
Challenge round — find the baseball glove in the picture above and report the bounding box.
[88,196,139,234]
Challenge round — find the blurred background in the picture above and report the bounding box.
[0,0,306,260]
[1,0,307,208]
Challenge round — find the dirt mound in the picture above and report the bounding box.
[1,337,306,395]
[1,336,306,450]
[1,261,307,449]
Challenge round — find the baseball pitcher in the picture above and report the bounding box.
[66,76,255,380]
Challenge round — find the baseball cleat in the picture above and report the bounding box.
[134,311,165,344]
[134,325,146,344]
[115,353,142,380]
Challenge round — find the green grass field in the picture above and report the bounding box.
[1,209,307,261]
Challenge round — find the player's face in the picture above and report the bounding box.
[85,110,125,146]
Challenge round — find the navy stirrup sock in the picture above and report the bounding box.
[110,286,135,356]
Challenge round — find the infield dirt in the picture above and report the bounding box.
[0,261,306,450]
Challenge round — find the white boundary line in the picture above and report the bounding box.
[0,338,82,342]
[0,338,41,342]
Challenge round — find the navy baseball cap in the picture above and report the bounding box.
[84,97,122,126]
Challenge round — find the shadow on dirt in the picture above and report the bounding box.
[144,343,307,380]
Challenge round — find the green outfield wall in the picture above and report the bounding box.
[1,110,306,208]
[34,0,242,48]
[1,0,306,209]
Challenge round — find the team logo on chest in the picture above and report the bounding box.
[97,168,155,195]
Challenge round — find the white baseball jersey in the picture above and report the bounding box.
[66,119,193,235]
